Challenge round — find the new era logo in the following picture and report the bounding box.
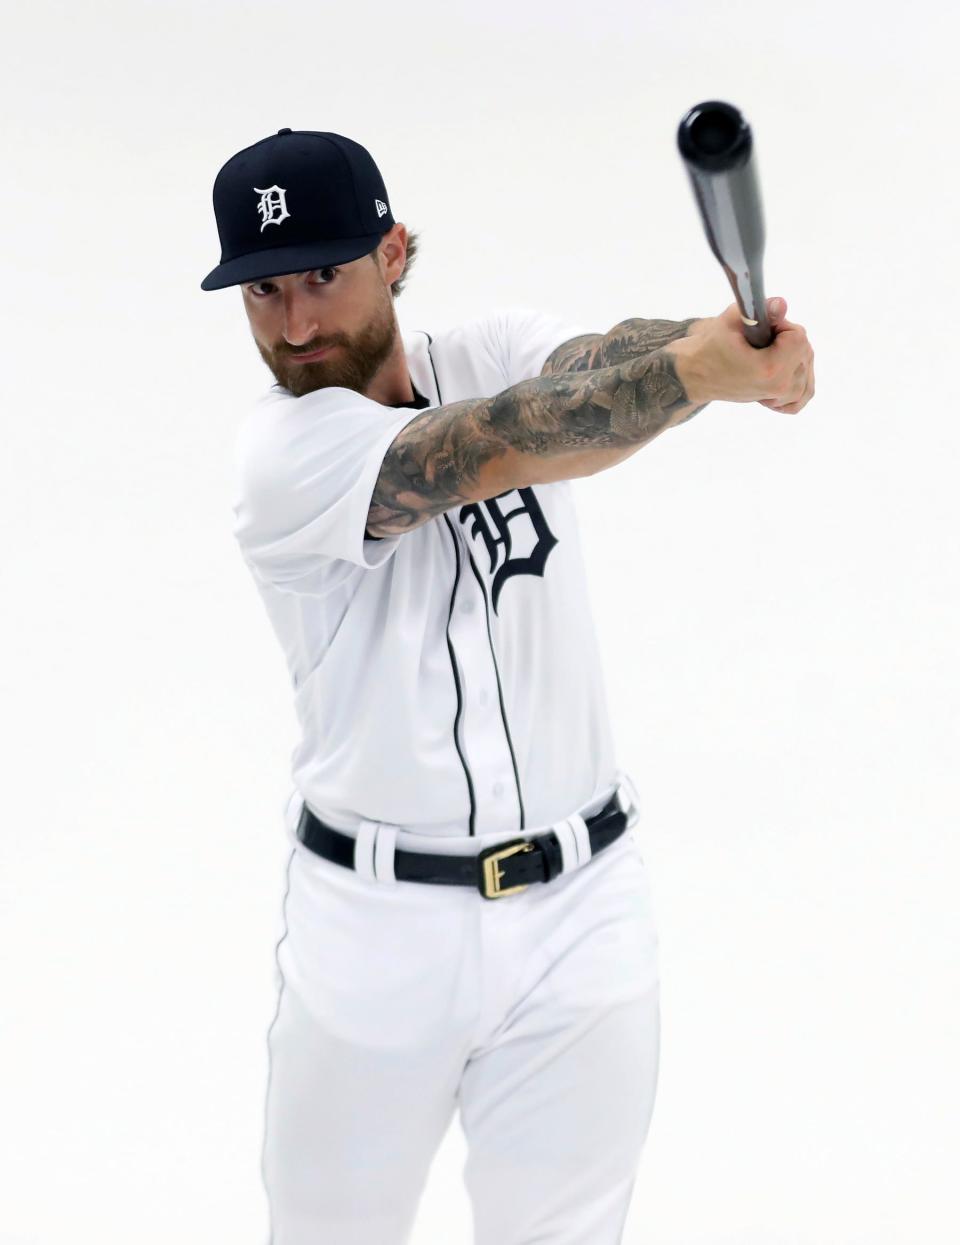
[375,199,388,218]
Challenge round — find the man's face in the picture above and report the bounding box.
[241,229,403,399]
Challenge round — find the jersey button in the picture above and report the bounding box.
[478,689,490,707]
[492,782,505,797]
[461,599,475,614]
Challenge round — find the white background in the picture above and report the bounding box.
[2,1,957,1242]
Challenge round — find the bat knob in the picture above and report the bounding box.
[677,100,752,173]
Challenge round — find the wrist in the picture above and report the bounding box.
[663,335,713,409]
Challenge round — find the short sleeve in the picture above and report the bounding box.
[231,386,425,591]
[489,307,595,387]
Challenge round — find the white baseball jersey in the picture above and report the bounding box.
[231,306,631,839]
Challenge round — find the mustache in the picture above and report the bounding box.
[284,341,342,358]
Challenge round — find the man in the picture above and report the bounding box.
[201,128,814,1245]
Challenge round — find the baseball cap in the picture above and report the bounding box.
[200,128,396,292]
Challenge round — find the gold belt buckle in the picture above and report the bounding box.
[478,838,535,899]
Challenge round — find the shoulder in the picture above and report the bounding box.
[238,383,383,446]
[422,307,590,385]
[234,384,405,496]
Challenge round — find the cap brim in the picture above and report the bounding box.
[199,234,385,291]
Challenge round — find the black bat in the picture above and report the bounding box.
[677,100,772,349]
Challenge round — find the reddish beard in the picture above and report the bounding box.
[256,289,397,399]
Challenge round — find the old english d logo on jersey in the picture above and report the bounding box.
[254,185,290,231]
[458,487,558,614]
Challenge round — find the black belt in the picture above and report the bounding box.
[295,792,628,900]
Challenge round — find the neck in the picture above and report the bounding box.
[363,333,416,407]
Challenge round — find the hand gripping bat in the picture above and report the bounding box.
[677,100,773,349]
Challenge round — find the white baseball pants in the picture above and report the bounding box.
[260,794,661,1245]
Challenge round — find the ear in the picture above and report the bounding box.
[378,223,408,284]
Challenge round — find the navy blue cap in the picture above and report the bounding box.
[200,128,396,291]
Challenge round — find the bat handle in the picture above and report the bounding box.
[723,268,774,349]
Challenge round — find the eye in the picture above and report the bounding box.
[247,268,339,297]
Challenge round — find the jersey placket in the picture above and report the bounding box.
[446,521,523,838]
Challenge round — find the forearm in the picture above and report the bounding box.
[544,316,706,375]
[369,343,711,534]
[483,344,709,459]
[599,316,706,368]
[542,317,710,430]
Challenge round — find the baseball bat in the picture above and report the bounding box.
[677,100,773,349]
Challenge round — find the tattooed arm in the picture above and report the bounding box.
[366,343,711,537]
[541,317,708,376]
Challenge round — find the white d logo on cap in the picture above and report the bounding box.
[254,185,291,232]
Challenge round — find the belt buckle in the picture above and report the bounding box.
[477,838,535,899]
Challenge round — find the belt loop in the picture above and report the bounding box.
[353,819,378,880]
[354,819,400,884]
[567,812,592,864]
[373,825,399,884]
[552,816,580,875]
[615,770,641,828]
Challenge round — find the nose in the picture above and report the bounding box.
[279,287,322,349]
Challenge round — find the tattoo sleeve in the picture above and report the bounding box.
[541,317,709,432]
[367,347,709,535]
[542,317,704,375]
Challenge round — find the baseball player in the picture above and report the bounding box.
[201,128,815,1245]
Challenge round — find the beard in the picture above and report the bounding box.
[254,281,398,399]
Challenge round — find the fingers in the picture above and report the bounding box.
[758,350,816,412]
[719,297,816,411]
[768,328,815,411]
[766,296,787,324]
[759,379,815,412]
